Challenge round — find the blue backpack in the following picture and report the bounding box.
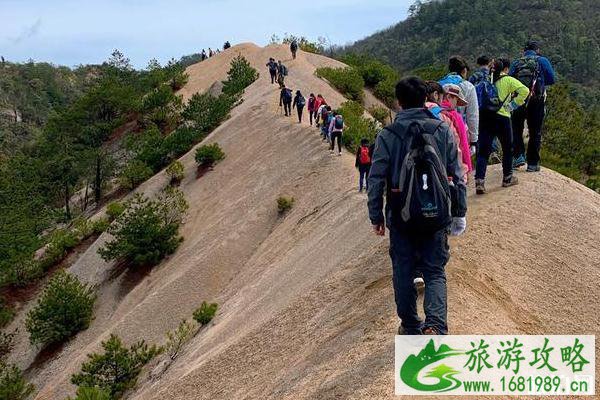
[438,73,464,87]
[334,115,344,129]
[475,76,510,113]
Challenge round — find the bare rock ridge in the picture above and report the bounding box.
[6,43,599,400]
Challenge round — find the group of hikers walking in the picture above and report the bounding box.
[199,41,232,61]
[366,40,555,335]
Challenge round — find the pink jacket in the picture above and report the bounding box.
[440,100,472,174]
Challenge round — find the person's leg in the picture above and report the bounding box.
[389,226,422,334]
[330,133,335,151]
[309,109,313,126]
[297,107,303,123]
[497,115,514,178]
[512,105,527,159]
[418,229,450,334]
[475,115,494,181]
[336,132,342,153]
[359,167,365,191]
[365,165,370,190]
[526,98,546,167]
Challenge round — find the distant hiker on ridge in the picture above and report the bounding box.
[368,77,467,335]
[510,40,556,172]
[209,48,214,57]
[201,49,207,61]
[266,58,278,84]
[224,41,231,50]
[292,90,306,123]
[290,39,298,59]
[439,56,479,157]
[279,85,293,117]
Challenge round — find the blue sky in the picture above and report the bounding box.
[0,0,412,68]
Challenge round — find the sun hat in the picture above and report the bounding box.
[443,84,468,107]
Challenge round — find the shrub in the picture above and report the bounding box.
[0,362,34,400]
[316,67,364,102]
[71,334,162,399]
[165,160,184,184]
[106,201,126,221]
[192,301,218,325]
[221,55,259,96]
[90,218,110,235]
[182,92,236,134]
[194,144,225,167]
[0,258,43,288]
[374,77,397,108]
[67,386,111,400]
[44,228,79,263]
[369,106,390,125]
[119,159,154,190]
[337,101,379,152]
[0,301,15,329]
[98,189,188,267]
[0,330,16,360]
[25,271,96,346]
[163,126,201,159]
[165,319,196,360]
[277,196,295,214]
[124,128,168,172]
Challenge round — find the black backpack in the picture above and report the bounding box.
[282,89,292,102]
[512,56,542,98]
[386,121,452,233]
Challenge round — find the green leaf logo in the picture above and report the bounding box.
[400,339,464,392]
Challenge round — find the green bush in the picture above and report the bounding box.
[119,159,154,190]
[276,196,295,214]
[0,258,43,288]
[221,55,259,96]
[163,126,200,159]
[44,228,79,263]
[316,67,365,102]
[0,330,16,360]
[337,101,379,153]
[71,334,162,399]
[374,77,397,108]
[0,362,34,400]
[124,128,168,173]
[192,301,218,325]
[25,271,96,346]
[165,319,196,360]
[106,201,126,221]
[98,189,188,267]
[166,160,185,184]
[194,144,225,167]
[369,106,390,125]
[0,301,15,328]
[67,386,111,400]
[182,92,236,134]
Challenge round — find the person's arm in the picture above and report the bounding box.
[292,96,297,108]
[279,91,283,106]
[510,77,530,108]
[367,132,390,233]
[328,118,334,134]
[465,83,479,144]
[355,148,360,168]
[539,56,556,86]
[444,125,467,219]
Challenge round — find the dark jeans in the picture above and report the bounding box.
[358,164,370,190]
[512,98,546,166]
[389,226,449,334]
[296,106,303,123]
[308,110,314,125]
[283,102,291,116]
[330,131,342,152]
[476,112,513,180]
[270,70,277,84]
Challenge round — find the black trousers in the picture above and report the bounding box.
[308,110,314,125]
[296,106,303,123]
[283,101,291,116]
[512,97,546,166]
[270,70,276,84]
[330,131,342,152]
[476,112,513,180]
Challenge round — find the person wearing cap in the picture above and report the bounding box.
[439,56,479,155]
[441,84,472,175]
[475,58,529,195]
[509,40,556,172]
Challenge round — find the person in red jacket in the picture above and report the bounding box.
[307,93,316,126]
[314,94,326,127]
[355,138,372,192]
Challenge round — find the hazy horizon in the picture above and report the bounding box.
[1,0,411,68]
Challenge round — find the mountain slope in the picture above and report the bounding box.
[345,0,600,87]
[5,44,599,399]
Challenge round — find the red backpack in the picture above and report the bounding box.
[359,146,371,164]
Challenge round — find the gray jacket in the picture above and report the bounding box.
[367,108,467,227]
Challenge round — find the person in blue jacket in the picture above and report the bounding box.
[509,40,556,171]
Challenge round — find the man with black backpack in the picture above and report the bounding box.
[279,85,293,117]
[510,40,556,171]
[277,60,287,88]
[290,39,298,59]
[368,77,467,335]
[292,90,306,123]
[266,58,278,84]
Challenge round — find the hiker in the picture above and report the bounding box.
[320,106,332,141]
[469,55,492,85]
[439,56,479,156]
[201,49,207,61]
[290,39,298,59]
[279,86,293,117]
[368,77,467,335]
[266,58,278,84]
[441,84,473,175]
[355,138,372,192]
[510,40,556,171]
[425,81,470,178]
[307,93,316,126]
[475,58,529,195]
[277,60,287,88]
[224,41,231,50]
[208,48,214,58]
[329,112,344,156]
[314,95,326,127]
[292,90,306,123]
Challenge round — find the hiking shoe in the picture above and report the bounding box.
[329,150,334,155]
[526,164,541,172]
[502,175,519,187]
[422,327,439,335]
[414,277,425,295]
[513,154,526,168]
[337,152,342,156]
[490,152,502,164]
[475,179,486,195]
